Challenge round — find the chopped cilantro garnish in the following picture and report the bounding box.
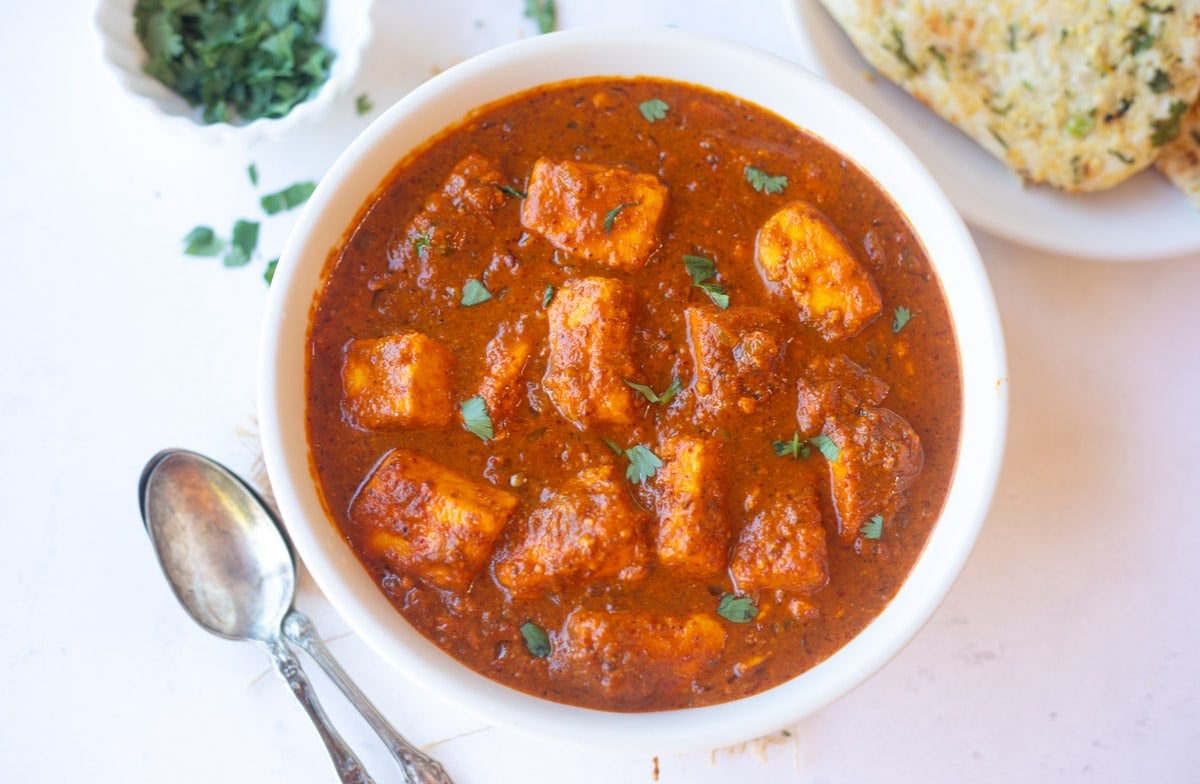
[1109,149,1136,165]
[355,93,373,115]
[133,0,334,124]
[893,305,913,333]
[1128,22,1155,55]
[886,24,919,76]
[744,165,788,194]
[498,184,527,199]
[460,278,492,306]
[716,594,758,624]
[603,201,639,234]
[523,0,556,34]
[412,230,432,254]
[927,45,949,79]
[1148,69,1173,94]
[263,258,278,285]
[773,431,811,460]
[860,514,884,540]
[260,181,316,215]
[604,440,662,483]
[810,434,840,462]
[624,377,681,405]
[638,98,670,123]
[988,126,1009,150]
[247,163,259,187]
[1007,24,1018,51]
[542,284,555,308]
[182,226,225,257]
[683,254,729,309]
[1151,100,1188,146]
[1065,113,1094,139]
[460,395,494,441]
[519,621,551,658]
[223,219,259,268]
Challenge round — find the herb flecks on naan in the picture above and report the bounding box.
[819,0,1200,192]
[1155,99,1200,208]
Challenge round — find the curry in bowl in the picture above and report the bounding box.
[304,76,960,711]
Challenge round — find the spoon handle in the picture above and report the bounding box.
[284,610,456,784]
[262,635,376,784]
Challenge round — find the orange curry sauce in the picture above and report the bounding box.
[306,78,961,710]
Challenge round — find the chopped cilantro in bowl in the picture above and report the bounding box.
[96,0,373,142]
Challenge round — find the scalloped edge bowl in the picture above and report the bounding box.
[94,0,373,144]
[259,28,1008,753]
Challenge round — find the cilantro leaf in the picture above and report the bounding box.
[260,181,317,215]
[182,226,225,257]
[223,219,259,268]
[809,434,840,462]
[519,621,551,658]
[602,438,624,456]
[716,594,758,624]
[460,278,493,306]
[1151,100,1188,146]
[460,395,494,441]
[745,165,788,194]
[247,163,259,187]
[638,98,670,123]
[498,184,527,199]
[542,284,555,308]
[1148,69,1173,94]
[773,431,811,460]
[412,230,432,254]
[624,377,681,405]
[623,444,662,484]
[523,0,556,34]
[264,258,278,285]
[893,305,913,333]
[682,255,730,308]
[355,93,373,115]
[860,514,884,540]
[602,201,639,234]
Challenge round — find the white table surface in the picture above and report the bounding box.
[3,1,1198,781]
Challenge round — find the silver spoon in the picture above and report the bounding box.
[139,448,453,784]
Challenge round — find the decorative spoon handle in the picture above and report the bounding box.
[284,610,456,784]
[262,634,376,784]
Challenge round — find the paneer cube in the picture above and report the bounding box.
[755,200,882,340]
[543,277,638,428]
[494,465,649,598]
[653,436,729,576]
[478,316,538,432]
[557,609,726,709]
[350,449,519,590]
[824,407,923,541]
[686,306,786,425]
[341,331,456,429]
[731,483,829,594]
[521,157,668,270]
[796,354,889,434]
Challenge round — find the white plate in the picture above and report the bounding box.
[786,0,1200,261]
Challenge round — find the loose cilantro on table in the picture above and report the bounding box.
[224,219,260,268]
[519,621,552,658]
[460,278,493,306]
[182,226,225,257]
[133,0,334,125]
[744,165,788,195]
[624,377,681,405]
[355,93,373,115]
[264,258,279,285]
[247,163,259,186]
[460,396,494,441]
[524,0,556,34]
[683,254,730,309]
[638,98,670,123]
[716,594,758,624]
[260,181,316,215]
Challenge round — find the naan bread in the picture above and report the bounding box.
[818,0,1200,192]
[1155,99,1200,208]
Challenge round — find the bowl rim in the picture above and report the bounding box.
[258,27,1008,753]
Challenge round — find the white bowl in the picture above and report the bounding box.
[258,28,1008,753]
[94,0,373,144]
